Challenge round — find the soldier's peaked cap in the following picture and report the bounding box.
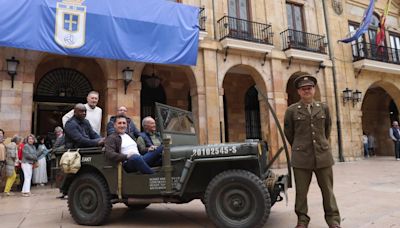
[294,75,317,89]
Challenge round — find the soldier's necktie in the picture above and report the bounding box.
[307,104,312,114]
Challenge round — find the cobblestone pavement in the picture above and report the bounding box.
[0,156,399,228]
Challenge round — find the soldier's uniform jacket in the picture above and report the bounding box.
[284,101,334,169]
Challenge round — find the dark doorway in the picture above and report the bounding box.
[245,86,261,139]
[140,77,166,120]
[33,68,92,138]
[362,86,397,156]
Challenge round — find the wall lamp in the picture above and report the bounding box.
[145,64,161,88]
[342,88,362,106]
[122,67,133,94]
[352,89,362,106]
[6,56,19,88]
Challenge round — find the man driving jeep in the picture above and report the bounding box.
[104,115,162,174]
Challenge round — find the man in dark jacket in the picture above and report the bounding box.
[136,116,163,166]
[105,115,161,174]
[106,106,140,138]
[64,103,105,149]
[284,75,341,228]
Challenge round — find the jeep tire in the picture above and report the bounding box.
[204,169,271,228]
[68,173,112,225]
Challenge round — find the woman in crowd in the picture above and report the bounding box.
[16,137,25,191]
[21,134,40,197]
[33,136,49,186]
[3,135,22,196]
[0,129,6,179]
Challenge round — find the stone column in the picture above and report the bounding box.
[202,49,221,144]
[268,58,288,168]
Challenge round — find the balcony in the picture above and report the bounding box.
[217,16,274,54]
[281,29,328,62]
[352,42,400,74]
[198,7,207,40]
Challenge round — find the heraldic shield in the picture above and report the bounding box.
[55,0,86,49]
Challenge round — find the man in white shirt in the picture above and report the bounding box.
[104,115,162,174]
[62,91,102,135]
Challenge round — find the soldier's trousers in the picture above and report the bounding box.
[293,167,341,226]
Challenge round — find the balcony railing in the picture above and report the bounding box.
[352,42,400,65]
[281,29,327,54]
[199,7,206,31]
[217,16,273,45]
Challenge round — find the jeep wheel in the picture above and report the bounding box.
[204,170,271,228]
[124,203,150,210]
[68,173,112,225]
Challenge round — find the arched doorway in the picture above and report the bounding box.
[362,86,399,156]
[286,72,321,106]
[140,64,192,120]
[223,65,263,142]
[33,68,93,136]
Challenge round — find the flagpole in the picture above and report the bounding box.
[322,0,345,162]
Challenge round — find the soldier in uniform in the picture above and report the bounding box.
[284,75,341,228]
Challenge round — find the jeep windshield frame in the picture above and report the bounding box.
[155,103,198,146]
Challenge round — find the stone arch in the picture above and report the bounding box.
[286,71,321,106]
[134,64,199,132]
[222,64,268,142]
[361,80,400,156]
[33,55,106,136]
[219,63,268,95]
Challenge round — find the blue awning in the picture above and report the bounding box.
[0,0,199,65]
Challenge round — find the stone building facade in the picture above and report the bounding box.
[0,0,399,164]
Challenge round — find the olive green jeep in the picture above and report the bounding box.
[54,103,291,228]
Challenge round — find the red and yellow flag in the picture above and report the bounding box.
[376,0,392,46]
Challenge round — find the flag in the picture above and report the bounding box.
[0,0,200,66]
[339,0,375,43]
[376,0,392,47]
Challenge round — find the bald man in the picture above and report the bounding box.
[106,106,140,138]
[64,103,105,149]
[62,91,102,135]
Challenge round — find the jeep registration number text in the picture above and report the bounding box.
[192,146,237,157]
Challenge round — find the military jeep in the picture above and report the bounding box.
[54,102,291,228]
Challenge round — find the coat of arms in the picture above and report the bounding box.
[332,0,343,15]
[55,0,86,48]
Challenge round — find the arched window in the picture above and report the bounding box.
[34,68,92,103]
[245,86,261,139]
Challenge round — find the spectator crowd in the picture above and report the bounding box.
[0,91,163,197]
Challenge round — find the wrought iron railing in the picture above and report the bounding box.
[217,16,273,45]
[199,7,206,31]
[352,42,400,64]
[280,29,327,54]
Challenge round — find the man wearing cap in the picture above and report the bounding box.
[284,75,341,228]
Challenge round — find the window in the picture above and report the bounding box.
[286,2,304,32]
[389,33,400,63]
[349,22,365,58]
[228,0,250,32]
[286,2,305,45]
[228,0,249,20]
[367,14,380,45]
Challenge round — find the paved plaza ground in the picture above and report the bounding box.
[0,156,399,227]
